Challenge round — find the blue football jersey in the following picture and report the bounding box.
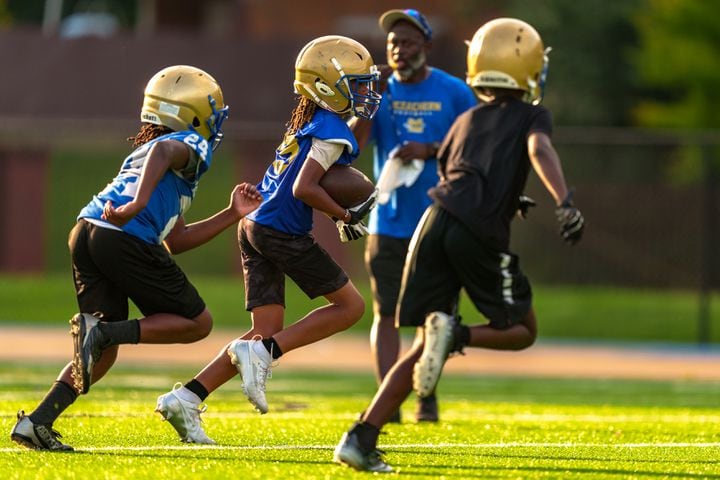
[78,130,212,244]
[248,108,359,235]
[368,68,477,238]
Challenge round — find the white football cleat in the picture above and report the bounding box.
[156,383,215,444]
[228,337,271,414]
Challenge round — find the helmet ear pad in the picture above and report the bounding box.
[314,79,336,97]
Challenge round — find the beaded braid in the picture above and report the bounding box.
[285,96,317,135]
[127,123,174,148]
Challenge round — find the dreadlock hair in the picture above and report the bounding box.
[285,96,317,135]
[128,123,174,148]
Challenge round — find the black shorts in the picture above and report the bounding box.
[398,205,532,329]
[238,219,348,311]
[364,234,411,317]
[69,220,206,322]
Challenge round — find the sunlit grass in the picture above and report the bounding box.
[1,364,719,479]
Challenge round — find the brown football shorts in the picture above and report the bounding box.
[238,219,349,311]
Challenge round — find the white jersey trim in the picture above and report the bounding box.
[308,137,345,171]
[83,217,123,232]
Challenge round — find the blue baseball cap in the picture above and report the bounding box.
[379,9,432,40]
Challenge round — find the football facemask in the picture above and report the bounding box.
[203,95,229,151]
[335,64,381,120]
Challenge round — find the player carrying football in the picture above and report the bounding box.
[334,18,585,472]
[10,65,262,451]
[154,35,381,443]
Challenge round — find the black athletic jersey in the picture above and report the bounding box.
[429,96,552,249]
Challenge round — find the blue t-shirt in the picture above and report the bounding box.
[248,108,359,235]
[369,68,477,238]
[78,130,212,244]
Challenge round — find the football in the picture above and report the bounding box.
[320,164,375,208]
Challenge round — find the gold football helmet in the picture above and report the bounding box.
[294,35,381,119]
[141,65,228,148]
[466,18,550,104]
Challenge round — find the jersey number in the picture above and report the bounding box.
[183,133,209,161]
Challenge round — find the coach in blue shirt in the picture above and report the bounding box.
[351,8,477,423]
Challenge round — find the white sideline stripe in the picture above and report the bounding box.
[3,442,720,453]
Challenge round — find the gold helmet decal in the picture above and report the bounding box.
[294,35,381,119]
[466,18,549,104]
[141,65,228,143]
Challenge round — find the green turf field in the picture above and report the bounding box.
[1,363,718,479]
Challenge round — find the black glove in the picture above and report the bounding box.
[555,189,584,245]
[345,189,377,225]
[517,195,536,219]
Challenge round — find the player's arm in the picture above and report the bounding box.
[102,139,190,226]
[527,131,569,205]
[163,183,263,254]
[293,139,352,222]
[528,131,584,245]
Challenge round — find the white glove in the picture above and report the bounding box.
[376,145,424,205]
[336,220,369,243]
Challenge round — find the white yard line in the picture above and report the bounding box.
[3,442,720,454]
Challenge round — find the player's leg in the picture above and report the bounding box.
[465,308,537,350]
[157,220,287,437]
[11,221,124,450]
[228,219,364,412]
[334,327,424,473]
[395,206,460,404]
[259,222,364,352]
[155,305,285,443]
[336,205,459,470]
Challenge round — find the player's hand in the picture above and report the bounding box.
[229,182,263,219]
[346,189,377,225]
[102,200,142,227]
[517,195,536,219]
[335,219,369,243]
[555,190,584,245]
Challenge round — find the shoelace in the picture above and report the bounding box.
[186,404,209,432]
[194,404,208,421]
[250,335,278,386]
[36,424,66,448]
